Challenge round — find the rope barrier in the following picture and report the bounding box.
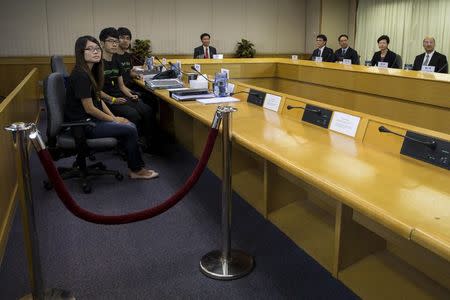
[36,128,219,225]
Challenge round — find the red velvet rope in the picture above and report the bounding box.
[37,128,219,225]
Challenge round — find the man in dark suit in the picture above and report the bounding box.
[413,36,448,73]
[193,33,217,59]
[334,34,360,64]
[311,34,335,62]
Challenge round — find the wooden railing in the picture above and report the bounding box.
[0,68,40,264]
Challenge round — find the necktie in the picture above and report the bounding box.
[205,47,209,59]
[424,54,430,66]
[343,49,346,56]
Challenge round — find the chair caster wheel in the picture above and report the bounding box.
[43,181,53,190]
[82,183,92,194]
[115,173,124,181]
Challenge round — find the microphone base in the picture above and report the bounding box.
[200,249,254,280]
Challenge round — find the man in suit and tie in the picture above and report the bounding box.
[193,33,217,59]
[334,34,360,64]
[413,36,448,73]
[311,34,335,62]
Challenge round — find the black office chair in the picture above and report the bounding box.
[50,55,69,77]
[43,72,123,193]
[396,54,403,69]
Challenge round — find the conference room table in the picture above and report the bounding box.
[137,58,450,300]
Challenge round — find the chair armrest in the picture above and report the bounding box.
[60,119,96,128]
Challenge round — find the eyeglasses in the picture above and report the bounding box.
[119,36,131,41]
[105,39,119,44]
[85,47,101,53]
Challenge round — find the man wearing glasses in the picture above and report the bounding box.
[99,27,156,153]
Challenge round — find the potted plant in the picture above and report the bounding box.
[235,39,256,58]
[131,39,152,66]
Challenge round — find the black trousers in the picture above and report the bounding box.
[107,99,155,145]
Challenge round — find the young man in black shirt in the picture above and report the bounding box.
[99,27,156,153]
[116,27,159,111]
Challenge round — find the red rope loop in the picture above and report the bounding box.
[37,128,219,225]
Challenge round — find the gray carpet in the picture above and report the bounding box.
[0,117,359,299]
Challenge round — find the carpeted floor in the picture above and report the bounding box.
[0,114,359,300]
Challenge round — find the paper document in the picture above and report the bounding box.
[196,97,240,104]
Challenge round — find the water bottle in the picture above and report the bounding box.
[213,72,228,97]
[172,61,182,80]
[146,56,153,70]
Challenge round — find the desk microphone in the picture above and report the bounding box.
[287,105,322,115]
[436,62,448,73]
[153,56,167,69]
[378,126,436,149]
[190,66,214,82]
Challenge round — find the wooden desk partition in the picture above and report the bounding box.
[176,58,450,134]
[0,68,40,264]
[139,59,450,299]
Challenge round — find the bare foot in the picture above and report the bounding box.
[129,168,159,179]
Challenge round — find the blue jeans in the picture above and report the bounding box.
[86,121,145,172]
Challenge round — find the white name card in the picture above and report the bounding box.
[194,64,201,72]
[221,68,230,79]
[343,59,352,65]
[263,93,282,112]
[314,57,323,62]
[421,65,435,73]
[213,54,224,59]
[329,111,361,137]
[377,62,388,68]
[291,55,298,60]
[226,83,235,94]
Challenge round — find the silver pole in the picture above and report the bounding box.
[200,106,254,280]
[221,109,232,262]
[4,122,74,300]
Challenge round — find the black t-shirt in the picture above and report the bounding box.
[103,56,123,97]
[65,68,103,121]
[115,52,133,86]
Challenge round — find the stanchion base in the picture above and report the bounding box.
[200,249,254,280]
[20,288,75,300]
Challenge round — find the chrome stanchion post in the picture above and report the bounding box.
[5,122,74,300]
[200,106,254,280]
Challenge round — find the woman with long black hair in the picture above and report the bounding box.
[64,35,158,179]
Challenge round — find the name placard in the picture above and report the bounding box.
[421,65,435,73]
[343,59,352,65]
[314,57,323,62]
[213,54,224,59]
[221,68,230,78]
[291,55,298,60]
[226,83,235,94]
[377,62,388,68]
[263,94,282,112]
[329,111,361,137]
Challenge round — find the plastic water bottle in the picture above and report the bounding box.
[214,72,228,97]
[146,56,153,70]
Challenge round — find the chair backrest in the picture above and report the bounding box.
[50,55,69,77]
[44,72,66,141]
[396,54,403,68]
